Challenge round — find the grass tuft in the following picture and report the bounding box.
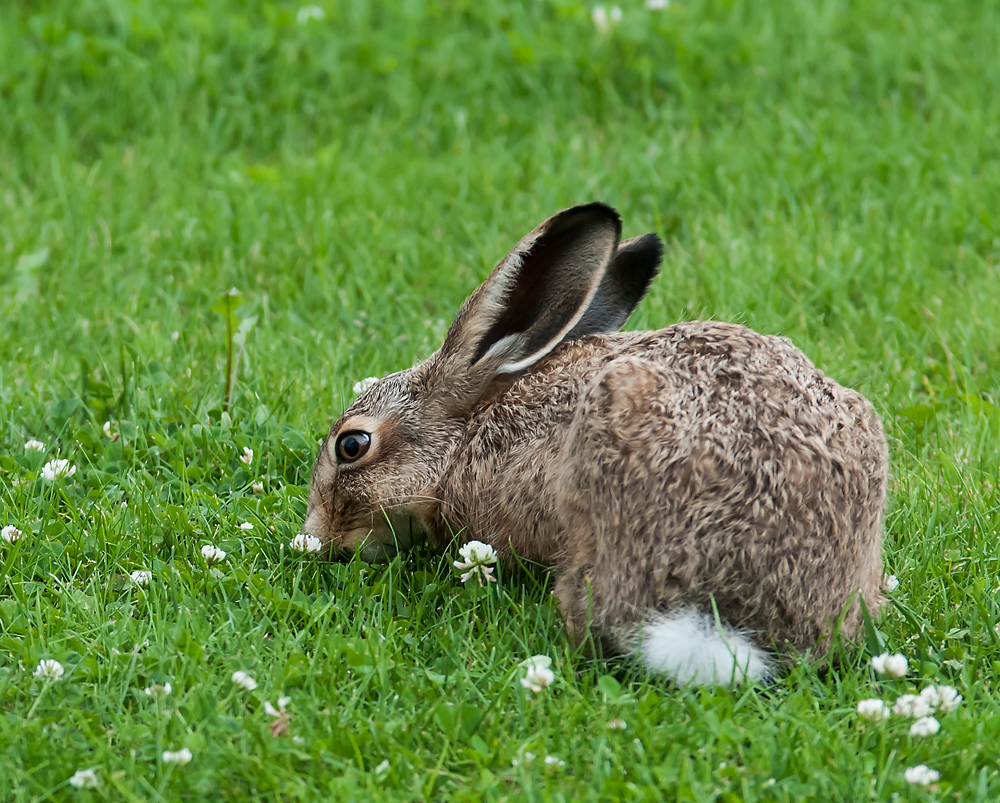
[2,0,1000,799]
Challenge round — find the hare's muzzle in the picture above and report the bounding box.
[323,544,356,563]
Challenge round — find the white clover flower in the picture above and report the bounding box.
[352,376,379,395]
[544,755,566,767]
[291,533,323,553]
[252,482,264,494]
[511,752,535,767]
[129,570,152,587]
[144,682,172,699]
[871,652,907,677]
[468,562,495,584]
[462,564,495,584]
[171,331,180,342]
[25,439,45,452]
[458,541,496,564]
[240,446,253,465]
[522,654,552,672]
[909,716,941,737]
[935,685,962,713]
[103,421,113,438]
[646,0,669,8]
[42,459,77,481]
[264,696,291,717]
[161,748,192,764]
[607,718,628,730]
[592,6,610,32]
[904,765,940,786]
[884,653,908,676]
[1,525,22,544]
[201,544,227,564]
[34,659,65,681]
[374,759,390,774]
[232,670,258,691]
[856,699,890,721]
[68,769,101,788]
[893,694,934,719]
[918,685,944,710]
[240,522,254,531]
[882,574,899,592]
[296,5,325,24]
[520,655,555,693]
[454,540,498,585]
[592,5,622,32]
[919,685,962,714]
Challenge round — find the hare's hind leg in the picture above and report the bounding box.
[553,568,772,685]
[555,540,777,686]
[554,356,774,685]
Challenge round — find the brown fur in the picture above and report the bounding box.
[300,204,888,669]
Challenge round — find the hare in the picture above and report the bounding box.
[300,203,889,685]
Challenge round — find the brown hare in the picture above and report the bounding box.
[300,203,889,685]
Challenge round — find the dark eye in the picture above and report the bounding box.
[335,431,371,463]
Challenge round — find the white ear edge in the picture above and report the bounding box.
[478,243,529,316]
[494,263,608,375]
[478,332,528,366]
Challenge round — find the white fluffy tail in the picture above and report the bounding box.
[638,609,774,686]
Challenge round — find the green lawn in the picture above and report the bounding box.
[2,0,1000,799]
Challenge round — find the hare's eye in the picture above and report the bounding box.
[336,431,371,463]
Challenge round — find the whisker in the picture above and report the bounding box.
[378,493,449,505]
[370,494,458,514]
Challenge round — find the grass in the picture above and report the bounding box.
[2,0,1000,799]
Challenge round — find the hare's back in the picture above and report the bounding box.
[628,320,880,454]
[534,319,884,471]
[569,320,887,500]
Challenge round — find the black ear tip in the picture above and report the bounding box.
[554,202,623,238]
[647,233,665,260]
[619,233,665,272]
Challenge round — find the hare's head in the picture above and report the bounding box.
[299,203,663,561]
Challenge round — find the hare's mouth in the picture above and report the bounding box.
[343,518,426,563]
[359,540,400,564]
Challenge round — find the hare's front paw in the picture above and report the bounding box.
[555,566,611,646]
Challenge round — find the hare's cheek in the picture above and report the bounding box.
[337,524,387,561]
[359,540,399,564]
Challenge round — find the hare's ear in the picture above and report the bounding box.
[433,203,622,386]
[565,233,663,339]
